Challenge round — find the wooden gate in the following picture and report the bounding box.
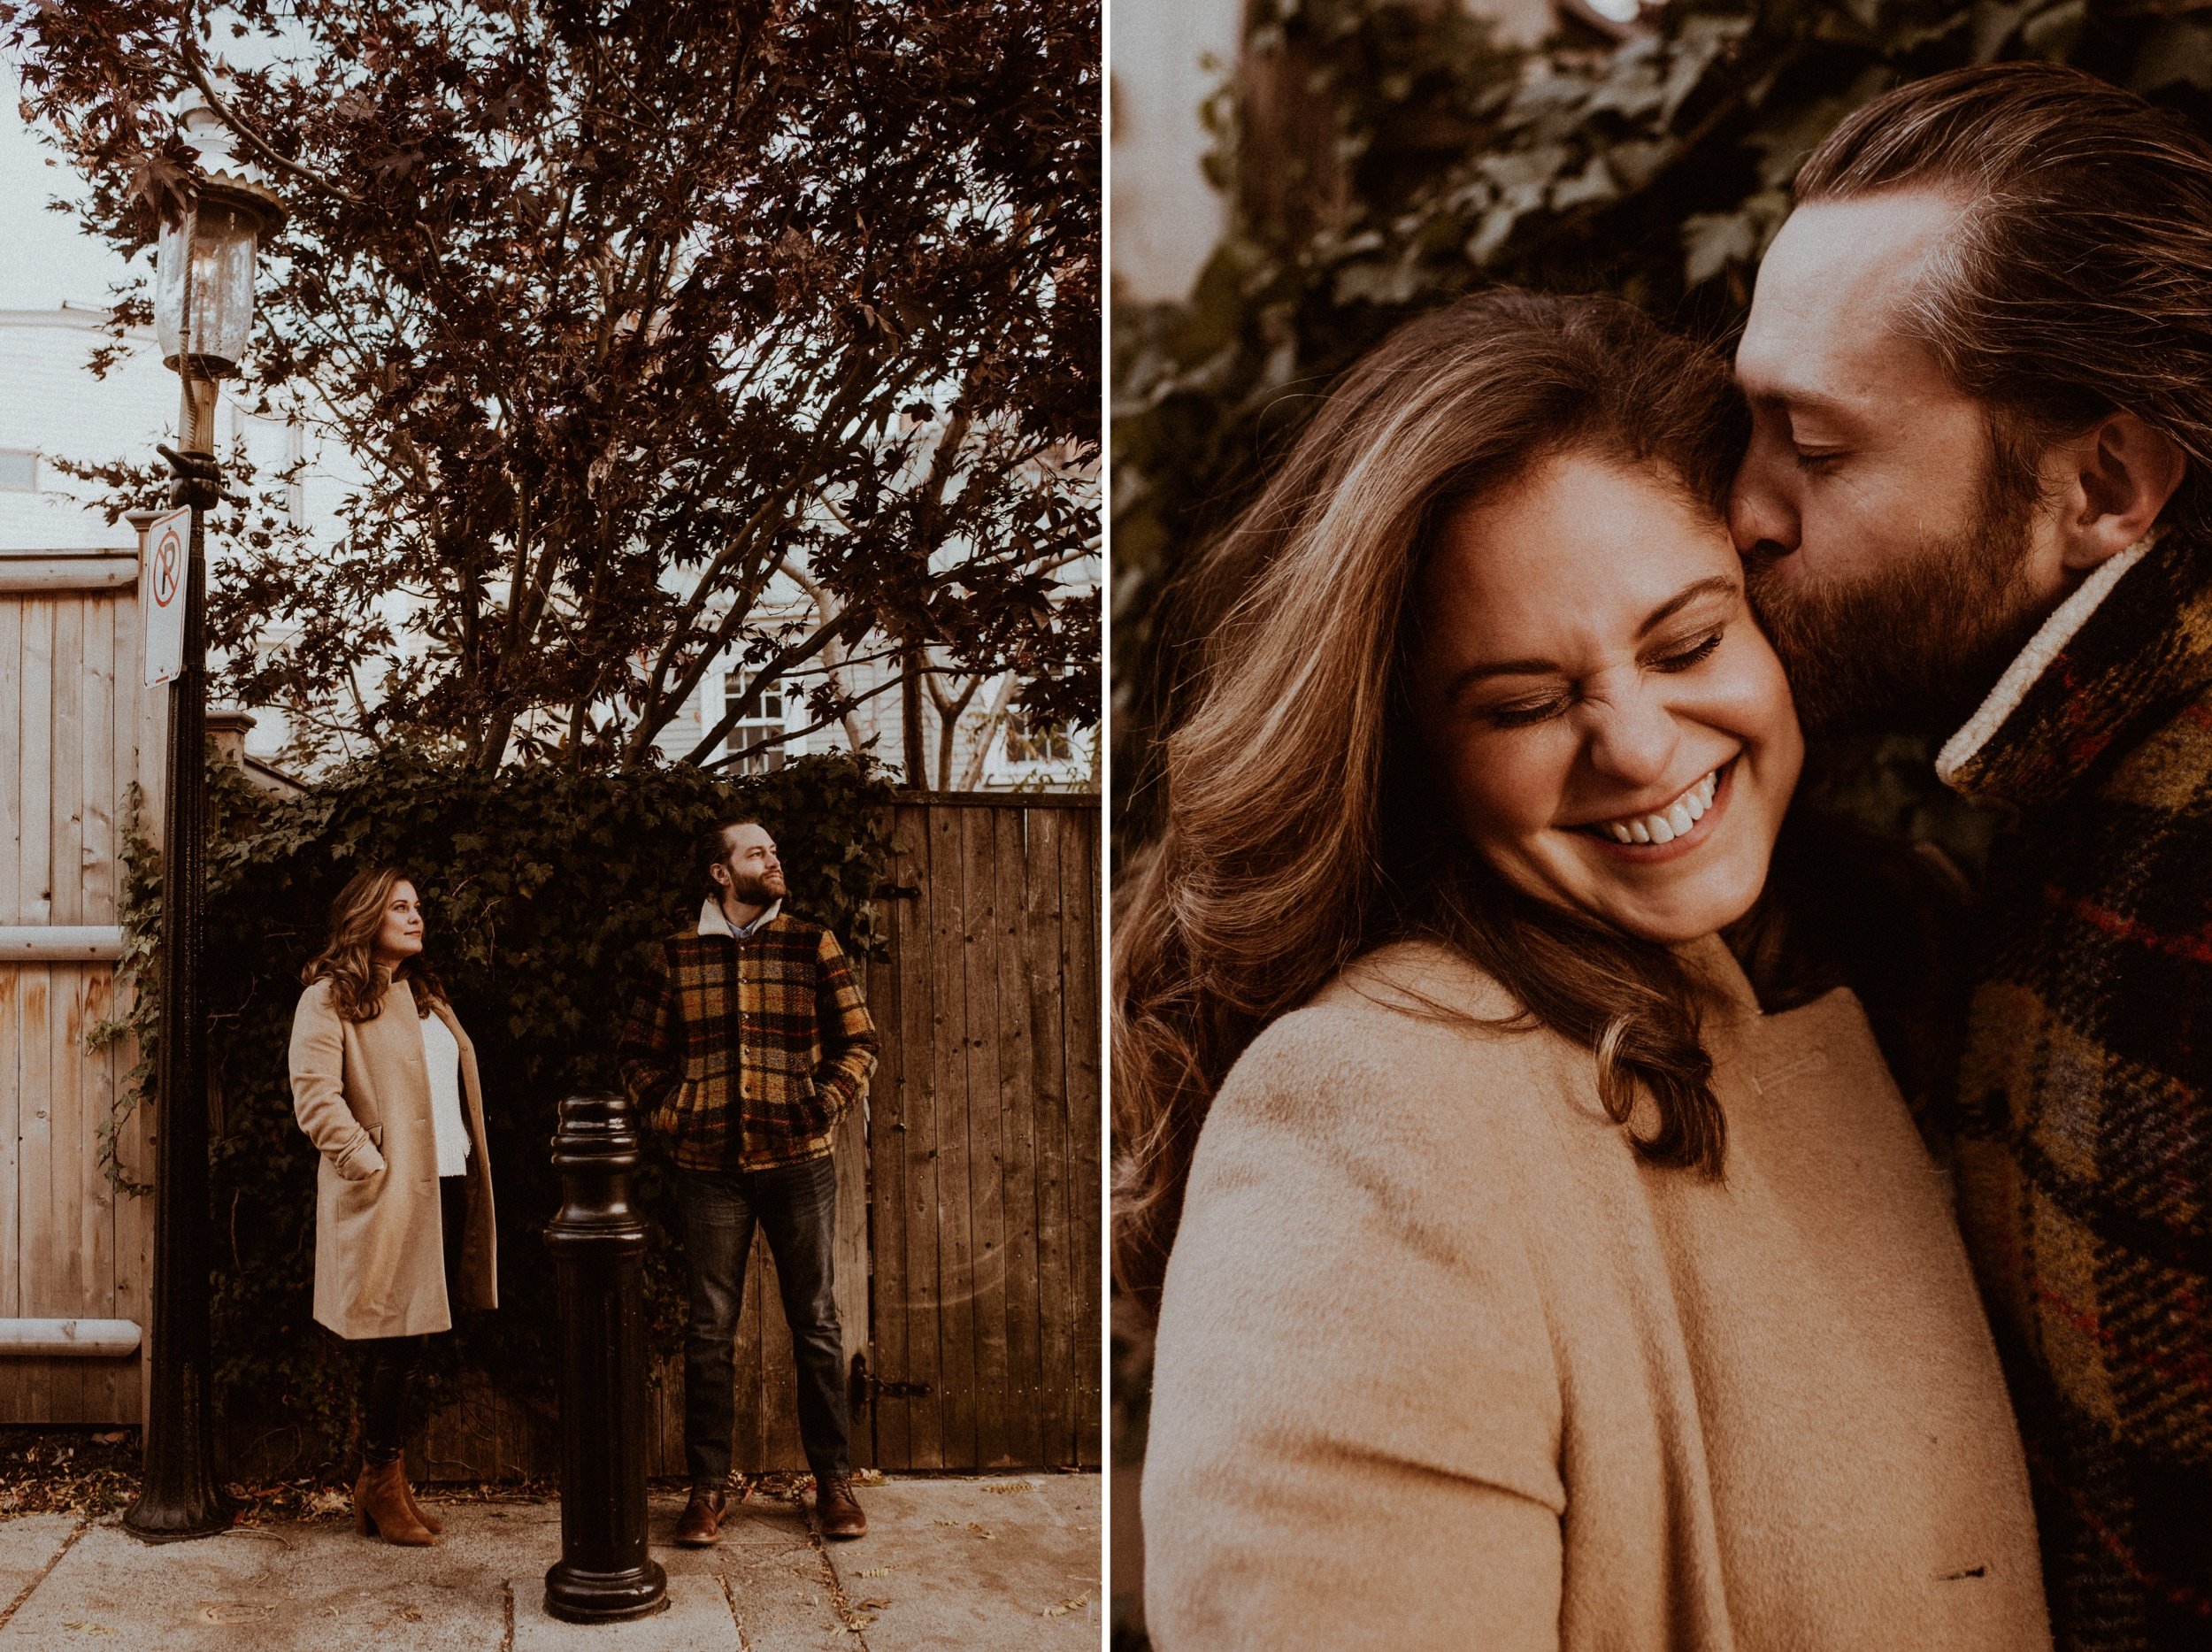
[862,794,1102,1470]
[0,544,159,1425]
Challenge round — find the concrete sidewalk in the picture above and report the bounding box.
[0,1475,1099,1649]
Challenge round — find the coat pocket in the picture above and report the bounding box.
[652,1078,698,1141]
[795,1073,833,1139]
[333,1163,385,1214]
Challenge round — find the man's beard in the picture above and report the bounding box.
[1746,478,2046,740]
[726,870,785,906]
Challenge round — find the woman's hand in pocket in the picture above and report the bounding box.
[337,1134,388,1181]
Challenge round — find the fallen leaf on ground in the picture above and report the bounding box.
[198,1602,273,1625]
[1044,1596,1089,1617]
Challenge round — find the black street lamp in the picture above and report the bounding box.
[123,88,283,1544]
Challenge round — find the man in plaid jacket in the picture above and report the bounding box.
[619,816,879,1546]
[1733,67,2212,1648]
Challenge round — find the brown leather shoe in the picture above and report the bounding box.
[353,1458,435,1546]
[815,1474,867,1541]
[674,1483,728,1547]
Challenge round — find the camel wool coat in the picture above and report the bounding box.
[289,976,498,1339]
[1143,936,2048,1652]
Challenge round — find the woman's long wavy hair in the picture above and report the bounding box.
[1114,289,1753,1310]
[301,865,446,1024]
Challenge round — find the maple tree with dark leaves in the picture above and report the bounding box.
[4,0,1099,773]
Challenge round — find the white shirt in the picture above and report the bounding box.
[419,1010,472,1178]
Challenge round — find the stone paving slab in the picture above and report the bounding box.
[0,1475,1100,1650]
[511,1574,736,1652]
[717,1543,856,1649]
[0,1514,81,1610]
[0,1518,510,1649]
[830,1477,1102,1649]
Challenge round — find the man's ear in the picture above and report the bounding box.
[2054,411,2186,572]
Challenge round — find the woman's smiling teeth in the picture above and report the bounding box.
[1586,768,1721,846]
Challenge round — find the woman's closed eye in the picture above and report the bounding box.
[1647,630,1724,673]
[1481,632,1723,726]
[1486,692,1572,729]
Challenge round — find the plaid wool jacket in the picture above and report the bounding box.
[1940,526,2212,1651]
[618,901,879,1172]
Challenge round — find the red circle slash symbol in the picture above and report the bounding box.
[152,528,181,607]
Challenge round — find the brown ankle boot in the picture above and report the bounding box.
[815,1474,867,1541]
[675,1483,728,1547]
[354,1458,435,1546]
[402,1478,442,1535]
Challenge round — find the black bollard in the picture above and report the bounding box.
[544,1092,668,1624]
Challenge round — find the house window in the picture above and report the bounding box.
[724,672,787,775]
[1005,720,1074,765]
[0,450,38,492]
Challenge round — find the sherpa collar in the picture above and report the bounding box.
[697,895,782,939]
[1937,526,2212,811]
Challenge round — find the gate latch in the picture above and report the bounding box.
[849,1351,934,1410]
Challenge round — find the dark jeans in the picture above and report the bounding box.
[673,1154,849,1487]
[355,1174,467,1467]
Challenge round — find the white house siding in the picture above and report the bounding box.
[0,309,167,554]
[0,309,358,765]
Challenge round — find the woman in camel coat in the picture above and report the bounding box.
[290,865,497,1547]
[1116,294,2047,1647]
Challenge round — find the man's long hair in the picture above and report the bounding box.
[1796,63,2212,522]
[301,865,445,1023]
[1113,289,1752,1310]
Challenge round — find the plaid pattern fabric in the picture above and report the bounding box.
[1946,527,2212,1651]
[618,910,879,1172]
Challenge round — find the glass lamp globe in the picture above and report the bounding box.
[153,195,264,378]
[151,98,282,379]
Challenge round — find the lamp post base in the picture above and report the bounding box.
[121,1486,233,1544]
[543,1559,670,1624]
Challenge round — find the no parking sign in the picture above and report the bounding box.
[142,506,189,688]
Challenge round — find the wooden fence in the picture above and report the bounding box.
[2,534,1101,1473]
[0,548,158,1429]
[418,793,1103,1479]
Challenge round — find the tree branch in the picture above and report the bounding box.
[173,35,367,209]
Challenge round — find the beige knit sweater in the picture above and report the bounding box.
[1143,936,2047,1651]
